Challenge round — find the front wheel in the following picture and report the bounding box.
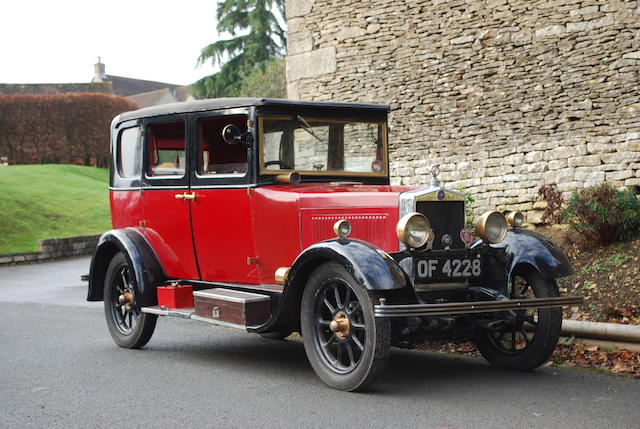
[300,262,390,391]
[474,267,562,371]
[104,252,157,349]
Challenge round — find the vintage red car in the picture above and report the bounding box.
[88,98,581,391]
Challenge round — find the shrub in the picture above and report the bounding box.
[0,93,137,167]
[458,186,475,230]
[563,184,640,245]
[538,183,564,225]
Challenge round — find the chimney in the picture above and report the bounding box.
[93,57,106,81]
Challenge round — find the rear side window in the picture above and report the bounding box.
[147,121,186,177]
[117,127,142,178]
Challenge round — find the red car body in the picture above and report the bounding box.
[111,184,409,285]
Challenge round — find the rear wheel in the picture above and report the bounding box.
[104,253,157,349]
[474,267,561,371]
[301,262,390,391]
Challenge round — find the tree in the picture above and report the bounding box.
[237,57,285,97]
[192,0,286,98]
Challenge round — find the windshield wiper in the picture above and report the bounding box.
[296,115,325,145]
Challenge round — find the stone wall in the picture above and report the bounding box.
[286,0,640,222]
[0,235,100,266]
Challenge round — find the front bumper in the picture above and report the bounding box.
[374,296,583,318]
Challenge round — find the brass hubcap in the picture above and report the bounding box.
[118,289,134,311]
[329,311,350,339]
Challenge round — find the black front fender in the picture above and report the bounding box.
[491,229,573,280]
[87,228,164,307]
[289,238,409,291]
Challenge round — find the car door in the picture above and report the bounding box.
[188,110,260,284]
[140,115,200,280]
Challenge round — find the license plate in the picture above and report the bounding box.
[414,255,482,282]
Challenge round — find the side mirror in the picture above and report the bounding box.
[222,124,243,145]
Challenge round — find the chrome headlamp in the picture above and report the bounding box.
[396,212,431,248]
[505,211,524,228]
[333,219,352,238]
[475,211,508,243]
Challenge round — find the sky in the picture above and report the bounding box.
[0,0,221,86]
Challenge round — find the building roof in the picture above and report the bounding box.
[98,74,184,97]
[117,98,390,122]
[126,88,181,109]
[91,60,192,105]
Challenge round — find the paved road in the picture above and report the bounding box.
[1,257,639,428]
[0,256,98,308]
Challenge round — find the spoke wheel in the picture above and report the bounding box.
[104,253,157,349]
[475,267,561,371]
[301,262,390,391]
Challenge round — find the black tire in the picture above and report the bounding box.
[300,262,391,391]
[104,252,157,349]
[260,330,293,340]
[474,267,562,371]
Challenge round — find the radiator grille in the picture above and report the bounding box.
[416,201,466,250]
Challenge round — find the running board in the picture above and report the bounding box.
[141,287,271,330]
[374,296,583,318]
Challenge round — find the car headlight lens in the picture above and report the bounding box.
[476,211,508,243]
[397,212,431,248]
[505,211,524,228]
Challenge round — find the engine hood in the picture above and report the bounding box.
[257,183,413,252]
[265,183,412,208]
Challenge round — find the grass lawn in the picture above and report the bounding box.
[0,164,111,254]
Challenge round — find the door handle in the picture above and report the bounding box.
[175,192,196,201]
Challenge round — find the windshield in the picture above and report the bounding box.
[259,116,387,176]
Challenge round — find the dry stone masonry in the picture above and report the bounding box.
[286,0,640,222]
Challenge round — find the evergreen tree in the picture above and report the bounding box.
[237,57,285,98]
[192,0,286,98]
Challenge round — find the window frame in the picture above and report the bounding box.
[189,108,255,189]
[257,115,389,178]
[115,126,143,180]
[141,114,190,189]
[110,118,142,190]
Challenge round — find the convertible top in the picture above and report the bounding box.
[117,98,390,122]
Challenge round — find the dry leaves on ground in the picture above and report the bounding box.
[418,340,640,378]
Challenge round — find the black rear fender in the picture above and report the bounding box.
[87,228,164,307]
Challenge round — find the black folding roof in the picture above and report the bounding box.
[117,98,389,122]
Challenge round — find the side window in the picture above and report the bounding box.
[117,127,142,178]
[197,115,248,176]
[147,120,186,177]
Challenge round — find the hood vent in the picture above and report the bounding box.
[306,214,391,248]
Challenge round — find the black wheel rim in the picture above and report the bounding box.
[313,278,367,374]
[488,275,539,354]
[110,264,139,336]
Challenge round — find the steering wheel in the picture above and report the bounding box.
[264,160,284,168]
